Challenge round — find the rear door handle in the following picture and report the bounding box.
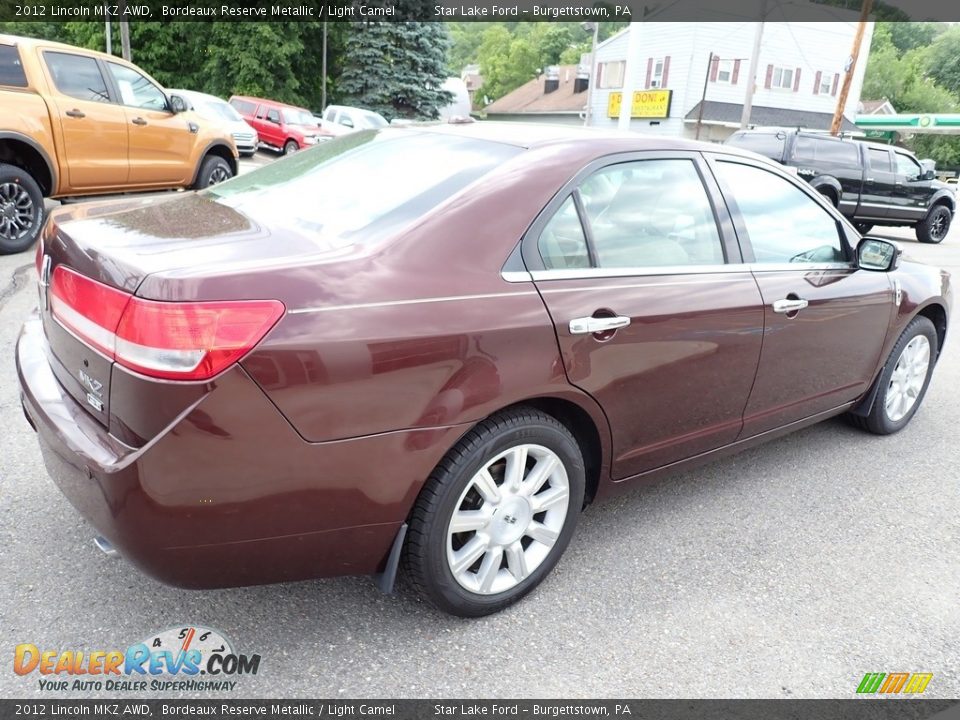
[65,109,85,118]
[569,316,631,335]
[772,298,809,314]
[132,117,147,126]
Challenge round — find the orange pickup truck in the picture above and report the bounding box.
[0,34,239,254]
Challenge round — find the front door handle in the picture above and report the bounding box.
[65,109,85,118]
[772,298,809,314]
[569,316,631,335]
[132,117,148,126]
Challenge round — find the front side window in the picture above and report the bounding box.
[266,109,280,123]
[44,52,110,103]
[895,153,922,181]
[107,63,167,111]
[714,160,844,264]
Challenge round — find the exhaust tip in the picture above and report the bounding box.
[93,536,118,557]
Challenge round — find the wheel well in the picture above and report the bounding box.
[512,397,603,506]
[931,196,954,213]
[0,139,53,195]
[917,303,947,358]
[815,185,838,206]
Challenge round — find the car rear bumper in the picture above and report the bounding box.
[17,314,466,589]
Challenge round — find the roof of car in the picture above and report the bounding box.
[230,95,311,113]
[410,121,749,155]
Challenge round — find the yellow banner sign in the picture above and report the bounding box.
[607,89,673,119]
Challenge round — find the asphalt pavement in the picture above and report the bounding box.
[1,190,958,699]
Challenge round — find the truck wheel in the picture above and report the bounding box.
[817,188,838,207]
[193,155,233,189]
[916,205,951,244]
[0,164,45,255]
[854,222,873,235]
[283,140,299,155]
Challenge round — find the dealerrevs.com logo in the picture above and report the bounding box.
[14,626,261,693]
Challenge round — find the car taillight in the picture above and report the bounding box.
[35,233,44,275]
[50,266,284,381]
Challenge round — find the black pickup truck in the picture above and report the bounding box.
[726,129,955,243]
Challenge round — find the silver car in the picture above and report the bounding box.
[170,89,260,157]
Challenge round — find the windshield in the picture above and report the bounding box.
[359,111,388,129]
[196,98,243,123]
[205,130,520,249]
[282,108,315,126]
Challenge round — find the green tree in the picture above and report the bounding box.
[338,22,452,120]
[925,26,960,98]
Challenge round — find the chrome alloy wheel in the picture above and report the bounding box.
[0,182,35,241]
[446,444,570,595]
[885,335,931,422]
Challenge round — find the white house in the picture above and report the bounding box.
[589,18,873,141]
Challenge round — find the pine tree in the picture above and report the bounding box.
[338,22,453,121]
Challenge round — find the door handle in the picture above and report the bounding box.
[772,298,809,314]
[132,117,147,126]
[65,109,85,118]
[569,316,631,335]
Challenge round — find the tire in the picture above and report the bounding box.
[283,140,299,155]
[0,163,45,255]
[404,408,585,617]
[854,222,873,235]
[916,204,951,244]
[193,155,233,190]
[817,187,838,208]
[847,316,937,435]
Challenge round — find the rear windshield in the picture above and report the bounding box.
[0,45,28,87]
[726,132,786,160]
[205,130,521,248]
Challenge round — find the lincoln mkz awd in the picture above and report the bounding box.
[17,125,951,616]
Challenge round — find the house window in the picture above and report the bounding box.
[716,59,734,84]
[650,58,664,88]
[818,72,832,94]
[599,61,624,89]
[771,66,794,90]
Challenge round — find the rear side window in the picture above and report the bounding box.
[727,132,785,160]
[539,196,590,270]
[793,136,859,166]
[0,45,27,87]
[868,148,892,172]
[230,99,256,116]
[205,131,521,248]
[44,51,110,103]
[715,160,844,264]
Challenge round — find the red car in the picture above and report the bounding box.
[228,95,331,155]
[17,125,951,617]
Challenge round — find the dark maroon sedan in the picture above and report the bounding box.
[17,124,951,616]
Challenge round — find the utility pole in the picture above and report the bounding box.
[740,0,767,129]
[617,22,643,132]
[830,0,873,136]
[582,21,600,128]
[695,52,712,140]
[104,8,112,55]
[117,0,131,61]
[321,22,328,111]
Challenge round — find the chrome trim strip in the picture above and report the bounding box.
[500,270,534,283]
[528,262,853,282]
[288,291,539,315]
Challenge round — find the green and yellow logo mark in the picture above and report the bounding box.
[857,672,933,694]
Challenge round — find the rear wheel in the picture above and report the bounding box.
[193,155,232,189]
[848,316,937,435]
[817,187,838,207]
[0,163,44,255]
[916,205,951,244]
[283,140,299,155]
[404,408,585,617]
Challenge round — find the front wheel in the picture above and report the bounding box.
[848,316,937,435]
[283,140,299,155]
[916,205,951,244]
[404,408,585,617]
[193,155,233,189]
[0,163,45,255]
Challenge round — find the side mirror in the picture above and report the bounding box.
[922,169,936,181]
[857,237,902,272]
[168,94,188,114]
